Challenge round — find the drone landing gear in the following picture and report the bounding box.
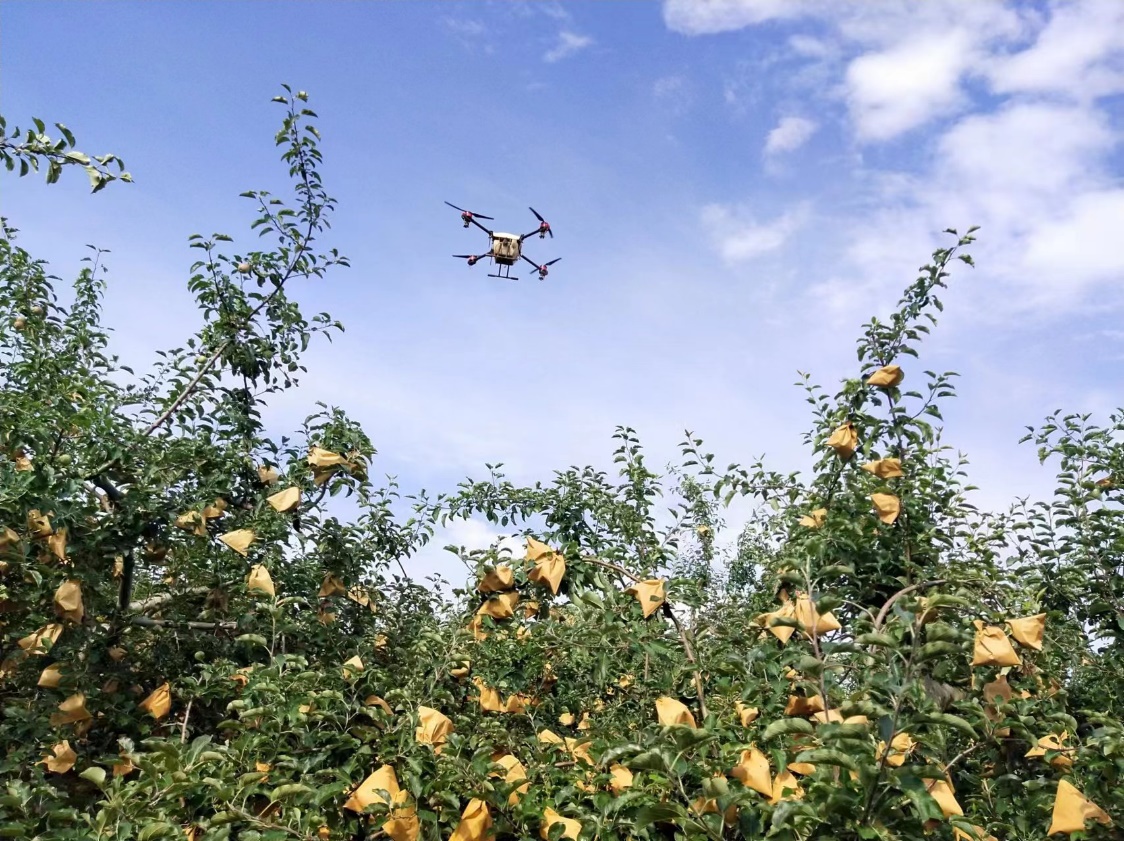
[488,264,518,281]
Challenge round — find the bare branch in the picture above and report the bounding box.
[130,616,236,631]
[873,579,947,631]
[129,587,210,613]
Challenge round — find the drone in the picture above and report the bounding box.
[447,201,561,281]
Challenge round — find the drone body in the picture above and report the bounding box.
[447,202,560,281]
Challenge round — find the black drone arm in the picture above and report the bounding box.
[469,217,493,235]
[520,254,543,270]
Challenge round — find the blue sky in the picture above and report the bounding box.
[5,1,1124,579]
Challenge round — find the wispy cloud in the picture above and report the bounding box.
[763,116,817,156]
[653,74,693,115]
[700,203,810,263]
[544,30,594,63]
[441,16,491,52]
[663,0,811,35]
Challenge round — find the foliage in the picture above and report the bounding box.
[0,89,1121,841]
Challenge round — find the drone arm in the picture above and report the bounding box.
[520,254,542,270]
[469,217,493,235]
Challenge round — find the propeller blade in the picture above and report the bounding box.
[445,201,493,220]
[529,206,545,223]
[543,257,562,267]
[452,254,475,258]
[547,228,554,238]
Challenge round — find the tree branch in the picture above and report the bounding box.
[130,616,236,631]
[873,579,947,631]
[180,697,194,744]
[129,587,211,613]
[661,601,710,722]
[943,741,985,775]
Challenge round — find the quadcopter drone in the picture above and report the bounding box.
[447,201,561,281]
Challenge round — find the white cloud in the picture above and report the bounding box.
[672,1,1124,313]
[935,102,1113,221]
[663,0,812,35]
[764,116,817,155]
[1020,189,1124,300]
[844,31,973,140]
[442,17,486,38]
[442,16,492,53]
[701,203,810,263]
[536,2,571,22]
[788,34,833,59]
[544,30,594,63]
[654,74,686,98]
[653,75,693,115]
[808,94,1123,325]
[986,1,1124,99]
[665,0,1033,142]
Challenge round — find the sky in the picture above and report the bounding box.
[3,0,1124,581]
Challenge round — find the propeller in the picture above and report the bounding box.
[445,201,493,220]
[536,257,561,279]
[453,254,481,265]
[529,206,553,238]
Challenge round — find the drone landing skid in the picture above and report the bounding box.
[488,265,518,281]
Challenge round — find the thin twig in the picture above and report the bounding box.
[180,697,193,744]
[225,808,306,839]
[130,587,210,613]
[873,579,947,630]
[943,741,985,775]
[87,216,318,482]
[140,243,307,441]
[584,555,710,721]
[583,555,642,583]
[860,612,924,826]
[130,616,236,631]
[661,601,710,721]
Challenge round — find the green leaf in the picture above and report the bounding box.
[764,718,815,740]
[920,713,977,738]
[819,565,854,579]
[668,725,715,751]
[628,749,673,772]
[796,655,824,676]
[856,632,897,647]
[597,743,643,767]
[794,748,859,771]
[79,766,107,787]
[270,783,312,799]
[917,641,961,660]
[137,822,178,841]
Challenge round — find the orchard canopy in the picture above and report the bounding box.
[0,90,1121,841]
